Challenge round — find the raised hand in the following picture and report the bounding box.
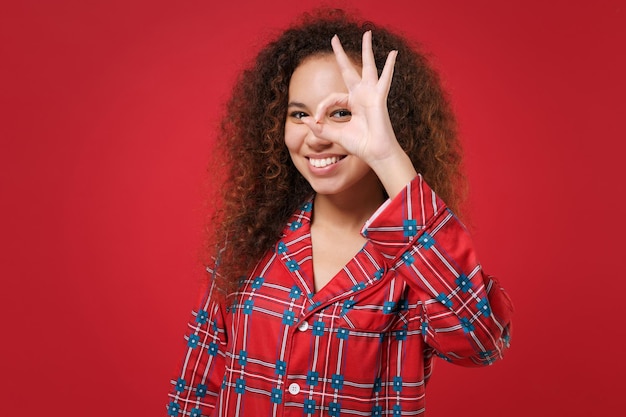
[302,31,417,197]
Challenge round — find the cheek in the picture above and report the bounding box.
[283,123,303,153]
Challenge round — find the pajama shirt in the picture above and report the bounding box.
[167,175,513,417]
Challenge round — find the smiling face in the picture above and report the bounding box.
[285,55,382,199]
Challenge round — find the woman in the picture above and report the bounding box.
[167,10,513,417]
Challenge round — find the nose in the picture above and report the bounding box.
[304,127,333,150]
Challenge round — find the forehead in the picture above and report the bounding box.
[288,55,349,102]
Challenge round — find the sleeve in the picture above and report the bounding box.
[362,174,513,367]
[166,264,228,417]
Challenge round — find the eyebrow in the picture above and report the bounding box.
[287,101,307,109]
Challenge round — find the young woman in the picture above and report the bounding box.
[167,10,513,417]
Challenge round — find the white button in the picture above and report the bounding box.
[297,321,309,331]
[288,383,300,395]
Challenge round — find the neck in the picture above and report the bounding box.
[312,181,386,233]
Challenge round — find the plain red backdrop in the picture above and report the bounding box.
[1,0,625,416]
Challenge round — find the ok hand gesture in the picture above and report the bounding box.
[302,31,417,197]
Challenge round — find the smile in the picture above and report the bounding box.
[308,156,346,168]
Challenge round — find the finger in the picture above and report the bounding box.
[361,31,378,82]
[312,92,350,122]
[378,50,398,96]
[301,116,338,145]
[331,35,361,88]
[300,92,350,145]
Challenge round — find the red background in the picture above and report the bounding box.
[2,0,625,416]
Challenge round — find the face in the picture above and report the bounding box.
[285,55,381,199]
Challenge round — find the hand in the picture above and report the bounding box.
[302,31,401,166]
[302,31,417,197]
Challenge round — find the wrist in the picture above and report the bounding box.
[369,148,417,198]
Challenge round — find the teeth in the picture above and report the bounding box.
[309,156,340,168]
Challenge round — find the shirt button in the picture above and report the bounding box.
[297,321,309,332]
[288,383,300,395]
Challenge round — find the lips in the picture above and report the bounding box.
[307,155,346,168]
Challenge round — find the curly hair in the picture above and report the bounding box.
[205,9,465,293]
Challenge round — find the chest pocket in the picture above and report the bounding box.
[335,276,412,333]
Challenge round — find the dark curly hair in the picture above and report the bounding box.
[205,9,465,293]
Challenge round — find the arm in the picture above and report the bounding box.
[363,175,513,366]
[167,266,228,417]
[304,32,512,365]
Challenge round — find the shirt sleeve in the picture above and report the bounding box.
[362,174,513,367]
[166,264,228,417]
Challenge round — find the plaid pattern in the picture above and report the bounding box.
[167,175,513,416]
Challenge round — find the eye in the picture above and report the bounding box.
[289,111,309,121]
[330,109,352,121]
